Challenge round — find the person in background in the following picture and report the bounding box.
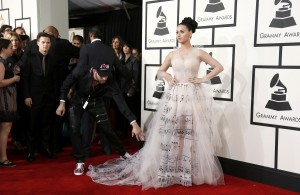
[42,25,79,87]
[0,25,12,38]
[42,25,80,154]
[17,25,79,156]
[13,27,30,51]
[69,35,84,71]
[19,34,30,51]
[87,17,224,189]
[6,32,23,62]
[109,35,125,138]
[116,40,141,138]
[56,26,144,176]
[132,47,141,61]
[111,35,124,61]
[72,35,84,48]
[6,32,27,151]
[0,38,20,167]
[131,45,142,148]
[132,47,141,75]
[131,46,142,93]
[22,32,58,162]
[13,27,26,35]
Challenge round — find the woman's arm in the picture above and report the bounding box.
[189,49,224,84]
[0,63,20,88]
[199,49,224,81]
[156,52,177,85]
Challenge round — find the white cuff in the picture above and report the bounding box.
[130,120,136,125]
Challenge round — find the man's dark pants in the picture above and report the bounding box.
[68,97,126,162]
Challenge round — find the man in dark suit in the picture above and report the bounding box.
[43,26,80,154]
[22,32,58,161]
[43,26,80,87]
[18,26,80,154]
[55,26,144,176]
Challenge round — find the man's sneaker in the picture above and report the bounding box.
[74,162,85,175]
[120,152,131,160]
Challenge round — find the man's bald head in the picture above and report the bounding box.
[43,25,59,38]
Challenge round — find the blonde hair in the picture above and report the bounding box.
[6,32,22,42]
[6,32,23,55]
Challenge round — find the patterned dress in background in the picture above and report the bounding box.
[0,56,17,122]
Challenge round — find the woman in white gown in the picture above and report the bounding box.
[87,17,225,190]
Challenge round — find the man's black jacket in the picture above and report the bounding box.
[60,40,135,123]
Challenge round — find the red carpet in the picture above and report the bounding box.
[0,138,298,195]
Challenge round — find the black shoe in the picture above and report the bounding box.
[26,153,35,162]
[120,152,131,160]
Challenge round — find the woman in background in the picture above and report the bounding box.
[116,40,141,138]
[111,35,124,61]
[0,38,20,167]
[6,32,23,62]
[5,32,27,151]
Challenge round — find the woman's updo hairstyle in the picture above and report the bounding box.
[179,17,198,33]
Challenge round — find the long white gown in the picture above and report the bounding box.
[86,48,224,190]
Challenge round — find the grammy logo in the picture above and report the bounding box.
[153,76,165,99]
[154,6,169,36]
[269,0,296,28]
[206,52,222,85]
[265,73,292,111]
[205,0,225,13]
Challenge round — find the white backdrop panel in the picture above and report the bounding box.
[278,130,300,174]
[142,0,300,174]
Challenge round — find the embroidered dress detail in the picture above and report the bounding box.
[87,48,224,189]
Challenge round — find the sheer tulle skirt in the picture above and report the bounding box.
[87,83,224,189]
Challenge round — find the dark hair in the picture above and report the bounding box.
[37,32,51,40]
[123,40,133,49]
[13,26,25,32]
[0,24,12,33]
[89,26,103,39]
[73,35,84,43]
[179,17,198,33]
[0,38,12,50]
